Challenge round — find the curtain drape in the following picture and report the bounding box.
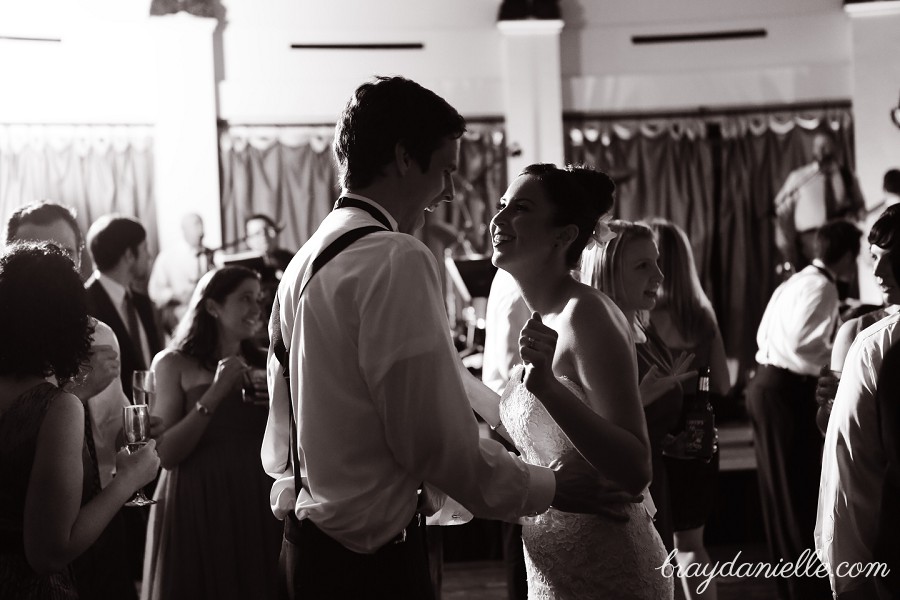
[566,119,714,290]
[717,109,855,370]
[565,106,855,380]
[0,124,156,274]
[218,121,508,338]
[219,125,338,254]
[219,122,507,258]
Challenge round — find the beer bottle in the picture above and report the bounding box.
[684,366,715,460]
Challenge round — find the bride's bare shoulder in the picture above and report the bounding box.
[567,284,630,332]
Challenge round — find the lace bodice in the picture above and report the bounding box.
[499,365,674,600]
[499,366,583,468]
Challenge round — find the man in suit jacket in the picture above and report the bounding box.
[85,215,163,404]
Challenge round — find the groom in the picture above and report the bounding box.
[263,76,629,599]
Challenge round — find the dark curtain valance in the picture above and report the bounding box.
[219,125,337,255]
[219,122,508,259]
[565,106,855,379]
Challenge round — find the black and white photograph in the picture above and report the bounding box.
[1,0,900,598]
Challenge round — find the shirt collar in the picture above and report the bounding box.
[339,192,399,231]
[810,258,837,283]
[95,271,129,306]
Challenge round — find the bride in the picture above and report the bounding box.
[482,163,673,599]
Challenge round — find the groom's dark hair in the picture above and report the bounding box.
[869,204,900,283]
[333,76,466,190]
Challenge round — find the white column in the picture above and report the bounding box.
[846,2,900,303]
[498,19,565,180]
[148,14,222,251]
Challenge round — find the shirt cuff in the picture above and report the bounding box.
[521,462,555,516]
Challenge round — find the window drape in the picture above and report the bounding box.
[0,124,156,276]
[565,106,855,379]
[218,122,508,340]
[565,119,714,290]
[716,109,855,370]
[219,125,337,254]
[218,122,508,259]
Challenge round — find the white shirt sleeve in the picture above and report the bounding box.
[358,243,554,520]
[816,337,882,594]
[86,319,131,488]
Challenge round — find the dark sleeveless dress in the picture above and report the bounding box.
[638,320,720,537]
[635,325,683,553]
[657,321,721,533]
[0,383,79,599]
[141,381,282,600]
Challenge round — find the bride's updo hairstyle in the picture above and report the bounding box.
[519,163,616,268]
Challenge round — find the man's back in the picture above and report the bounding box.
[755,264,839,376]
[816,311,900,595]
[263,202,553,554]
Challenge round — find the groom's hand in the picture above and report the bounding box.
[549,454,642,521]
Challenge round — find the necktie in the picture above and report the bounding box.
[123,291,146,369]
[823,171,839,219]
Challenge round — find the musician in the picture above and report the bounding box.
[774,131,865,273]
[243,214,293,345]
[148,213,213,335]
[245,214,293,273]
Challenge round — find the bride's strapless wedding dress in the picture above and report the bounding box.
[500,366,674,600]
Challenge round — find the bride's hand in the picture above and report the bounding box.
[520,312,558,397]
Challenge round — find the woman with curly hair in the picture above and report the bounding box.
[0,242,160,599]
[142,266,282,600]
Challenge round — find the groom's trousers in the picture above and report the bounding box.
[277,511,434,600]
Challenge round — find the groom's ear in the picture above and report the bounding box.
[394,142,411,176]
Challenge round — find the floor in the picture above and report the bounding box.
[442,543,778,599]
[441,420,784,599]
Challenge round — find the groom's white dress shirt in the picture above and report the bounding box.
[262,194,555,554]
[816,311,900,595]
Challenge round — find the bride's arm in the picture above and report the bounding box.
[522,301,651,496]
[457,360,516,446]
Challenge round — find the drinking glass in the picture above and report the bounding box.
[122,404,156,507]
[132,370,156,407]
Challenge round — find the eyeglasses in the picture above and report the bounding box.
[248,227,277,239]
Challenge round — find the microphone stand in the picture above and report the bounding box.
[205,235,249,255]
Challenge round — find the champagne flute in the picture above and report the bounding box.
[123,404,156,507]
[126,370,156,507]
[133,370,156,407]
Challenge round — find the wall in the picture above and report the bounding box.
[218,0,854,122]
[0,2,222,250]
[2,0,898,257]
[848,3,900,303]
[562,9,851,112]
